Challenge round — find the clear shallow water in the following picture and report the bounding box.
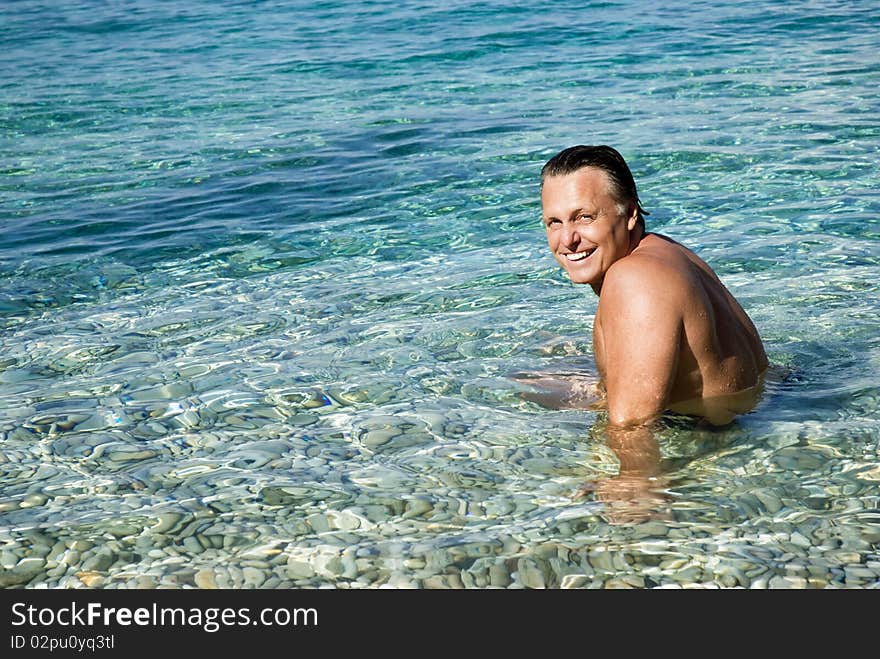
[1,0,878,588]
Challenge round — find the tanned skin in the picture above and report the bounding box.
[540,166,768,521]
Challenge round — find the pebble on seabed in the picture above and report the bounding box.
[3,348,879,592]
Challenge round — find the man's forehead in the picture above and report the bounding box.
[541,167,614,208]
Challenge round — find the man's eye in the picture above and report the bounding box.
[546,219,560,227]
[577,214,594,222]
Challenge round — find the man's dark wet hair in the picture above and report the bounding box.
[541,145,649,228]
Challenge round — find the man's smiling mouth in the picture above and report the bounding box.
[564,248,595,262]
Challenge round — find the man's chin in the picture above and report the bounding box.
[566,271,596,286]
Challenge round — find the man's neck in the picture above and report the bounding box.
[591,226,647,296]
[630,225,647,253]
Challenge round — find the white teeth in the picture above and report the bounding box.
[564,250,593,262]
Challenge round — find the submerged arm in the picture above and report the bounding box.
[589,421,669,524]
[585,263,683,520]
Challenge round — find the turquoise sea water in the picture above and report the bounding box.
[1,0,878,588]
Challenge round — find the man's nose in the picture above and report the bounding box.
[561,224,580,248]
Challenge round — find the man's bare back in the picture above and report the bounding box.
[540,146,768,428]
[594,232,768,425]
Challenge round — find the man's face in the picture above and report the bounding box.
[541,167,638,291]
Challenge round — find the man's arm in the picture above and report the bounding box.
[597,259,683,427]
[581,261,681,521]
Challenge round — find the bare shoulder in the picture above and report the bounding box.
[600,238,694,313]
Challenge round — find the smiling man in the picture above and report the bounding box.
[540,145,768,429]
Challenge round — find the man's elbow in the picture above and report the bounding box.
[607,398,664,428]
[608,411,661,429]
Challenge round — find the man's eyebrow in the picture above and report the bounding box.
[569,207,595,218]
[543,204,596,221]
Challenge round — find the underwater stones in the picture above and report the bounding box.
[73,411,128,433]
[769,575,807,589]
[75,571,105,588]
[349,466,410,489]
[240,543,283,562]
[4,404,37,421]
[771,447,822,471]
[0,557,45,587]
[301,394,334,410]
[104,522,143,539]
[843,566,876,584]
[26,540,52,559]
[861,526,880,544]
[61,549,81,567]
[182,537,203,555]
[229,452,272,470]
[516,559,545,589]
[753,490,783,514]
[361,428,398,449]
[401,497,434,519]
[244,407,285,422]
[18,556,47,573]
[242,567,266,587]
[559,573,591,589]
[673,565,703,583]
[588,551,617,573]
[417,411,446,430]
[605,575,645,589]
[259,486,316,507]
[3,332,877,593]
[339,553,358,579]
[227,566,246,588]
[826,550,862,566]
[263,575,282,588]
[520,457,560,475]
[0,551,19,570]
[175,410,203,429]
[234,439,290,458]
[81,550,115,573]
[329,509,367,531]
[3,426,40,443]
[715,573,739,588]
[0,501,18,513]
[420,550,449,573]
[422,574,463,589]
[0,368,36,385]
[460,570,480,589]
[612,552,633,572]
[19,493,48,508]
[107,447,159,462]
[789,531,812,549]
[25,414,64,435]
[289,413,318,426]
[306,513,331,534]
[125,382,193,403]
[151,512,185,534]
[70,540,93,553]
[219,414,258,429]
[135,576,157,589]
[634,520,670,538]
[445,572,464,589]
[286,560,315,580]
[315,555,344,579]
[358,413,426,433]
[714,564,749,588]
[48,432,115,458]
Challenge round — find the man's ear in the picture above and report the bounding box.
[626,204,639,231]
